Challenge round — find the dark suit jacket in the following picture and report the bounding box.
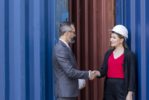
[53,40,89,97]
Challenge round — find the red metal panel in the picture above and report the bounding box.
[69,0,115,100]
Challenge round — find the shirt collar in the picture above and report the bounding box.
[59,39,70,48]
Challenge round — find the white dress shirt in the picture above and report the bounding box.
[59,39,70,48]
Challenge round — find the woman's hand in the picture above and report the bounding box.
[93,70,101,77]
[126,91,133,100]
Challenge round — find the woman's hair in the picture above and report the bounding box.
[117,33,128,49]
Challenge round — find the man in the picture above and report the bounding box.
[53,22,96,100]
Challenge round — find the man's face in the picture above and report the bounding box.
[67,25,76,44]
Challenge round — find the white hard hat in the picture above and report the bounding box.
[112,25,128,39]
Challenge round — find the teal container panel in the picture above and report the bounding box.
[116,0,149,100]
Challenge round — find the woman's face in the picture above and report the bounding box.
[110,33,123,47]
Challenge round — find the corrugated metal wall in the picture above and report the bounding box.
[116,0,149,100]
[49,0,56,100]
[0,0,56,100]
[3,0,149,99]
[0,0,69,99]
[69,0,115,100]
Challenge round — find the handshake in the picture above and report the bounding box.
[78,70,101,90]
[89,70,101,80]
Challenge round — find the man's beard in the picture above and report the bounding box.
[69,36,76,44]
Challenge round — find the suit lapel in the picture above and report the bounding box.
[59,40,77,65]
[59,40,71,52]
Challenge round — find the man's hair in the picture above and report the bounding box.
[59,22,74,37]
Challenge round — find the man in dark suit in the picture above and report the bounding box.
[53,22,96,100]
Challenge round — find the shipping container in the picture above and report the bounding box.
[116,0,149,100]
[1,0,149,100]
[0,0,68,100]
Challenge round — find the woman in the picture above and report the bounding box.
[96,25,136,100]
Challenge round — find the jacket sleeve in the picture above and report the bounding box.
[55,48,89,79]
[97,50,111,78]
[128,52,136,92]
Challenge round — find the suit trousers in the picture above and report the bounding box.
[103,78,125,100]
[57,97,77,100]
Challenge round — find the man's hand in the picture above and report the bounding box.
[89,70,100,80]
[126,91,133,100]
[93,70,101,77]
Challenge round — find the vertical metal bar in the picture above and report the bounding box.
[5,0,10,99]
[25,0,30,99]
[29,0,35,99]
[32,0,41,99]
[9,1,15,100]
[0,0,5,99]
[8,0,25,99]
[20,0,26,100]
[115,0,124,24]
[81,0,89,100]
[49,0,55,99]
[130,0,136,51]
[40,0,46,99]
[76,0,81,66]
[146,0,149,99]
[140,0,146,99]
